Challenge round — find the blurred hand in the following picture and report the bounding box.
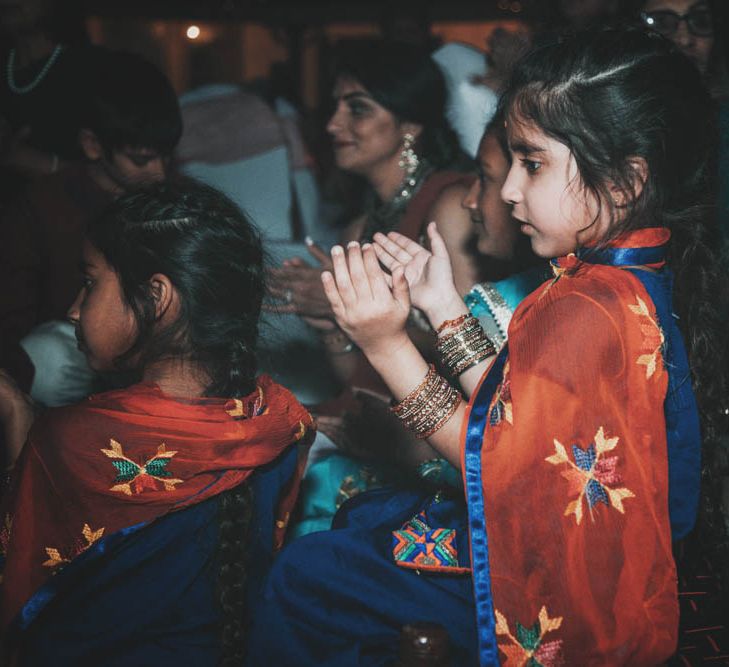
[372,222,460,321]
[322,242,411,358]
[0,369,36,466]
[265,238,335,319]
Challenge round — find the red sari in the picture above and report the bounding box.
[466,229,678,664]
[0,375,314,636]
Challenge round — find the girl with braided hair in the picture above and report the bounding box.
[0,179,314,665]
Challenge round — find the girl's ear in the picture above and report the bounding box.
[148,273,179,322]
[611,157,648,208]
[401,121,424,141]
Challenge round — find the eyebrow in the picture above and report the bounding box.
[78,260,94,273]
[338,91,374,102]
[508,139,547,156]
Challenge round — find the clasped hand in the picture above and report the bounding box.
[266,239,335,321]
[321,223,461,356]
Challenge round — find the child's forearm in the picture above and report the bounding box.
[365,335,464,467]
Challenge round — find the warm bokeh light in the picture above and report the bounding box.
[186,25,200,40]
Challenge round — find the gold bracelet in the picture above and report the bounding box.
[436,318,495,376]
[391,367,462,439]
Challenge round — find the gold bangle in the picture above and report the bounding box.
[391,367,462,439]
[436,318,496,376]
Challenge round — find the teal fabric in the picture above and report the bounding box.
[290,454,387,539]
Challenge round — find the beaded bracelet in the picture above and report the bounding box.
[436,317,496,376]
[391,365,462,439]
[435,313,469,335]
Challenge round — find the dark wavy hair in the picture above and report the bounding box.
[331,39,462,168]
[86,179,264,660]
[500,27,729,560]
[81,50,182,156]
[86,178,264,397]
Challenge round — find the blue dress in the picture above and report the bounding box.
[12,448,299,666]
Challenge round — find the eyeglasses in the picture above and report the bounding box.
[640,7,713,38]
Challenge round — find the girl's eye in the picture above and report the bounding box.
[83,277,94,291]
[521,158,542,174]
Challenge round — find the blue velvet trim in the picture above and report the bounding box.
[464,346,509,666]
[577,245,666,267]
[628,268,701,540]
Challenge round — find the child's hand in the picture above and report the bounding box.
[321,242,411,359]
[373,222,461,323]
[0,369,36,466]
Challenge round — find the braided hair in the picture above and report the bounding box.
[86,178,265,659]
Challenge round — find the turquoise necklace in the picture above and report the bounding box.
[6,44,64,95]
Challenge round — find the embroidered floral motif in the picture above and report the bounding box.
[101,439,183,495]
[294,419,310,442]
[490,361,513,426]
[495,606,564,667]
[392,512,464,571]
[628,295,664,379]
[545,427,635,525]
[336,467,381,509]
[42,523,105,570]
[225,386,268,419]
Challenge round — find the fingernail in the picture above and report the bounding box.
[305,235,314,245]
[347,241,359,249]
[362,243,372,250]
[331,245,343,255]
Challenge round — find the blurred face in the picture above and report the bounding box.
[101,146,168,193]
[67,241,137,371]
[559,0,617,27]
[462,132,519,260]
[501,119,606,258]
[642,0,714,74]
[326,77,407,180]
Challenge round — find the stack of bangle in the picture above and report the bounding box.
[391,364,462,439]
[436,315,496,376]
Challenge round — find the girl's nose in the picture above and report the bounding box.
[462,176,480,211]
[501,166,522,205]
[66,288,84,323]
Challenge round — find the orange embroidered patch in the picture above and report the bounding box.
[628,295,664,379]
[546,426,635,525]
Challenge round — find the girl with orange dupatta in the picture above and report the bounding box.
[0,181,314,666]
[247,29,726,666]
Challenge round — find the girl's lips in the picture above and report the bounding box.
[332,141,355,149]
